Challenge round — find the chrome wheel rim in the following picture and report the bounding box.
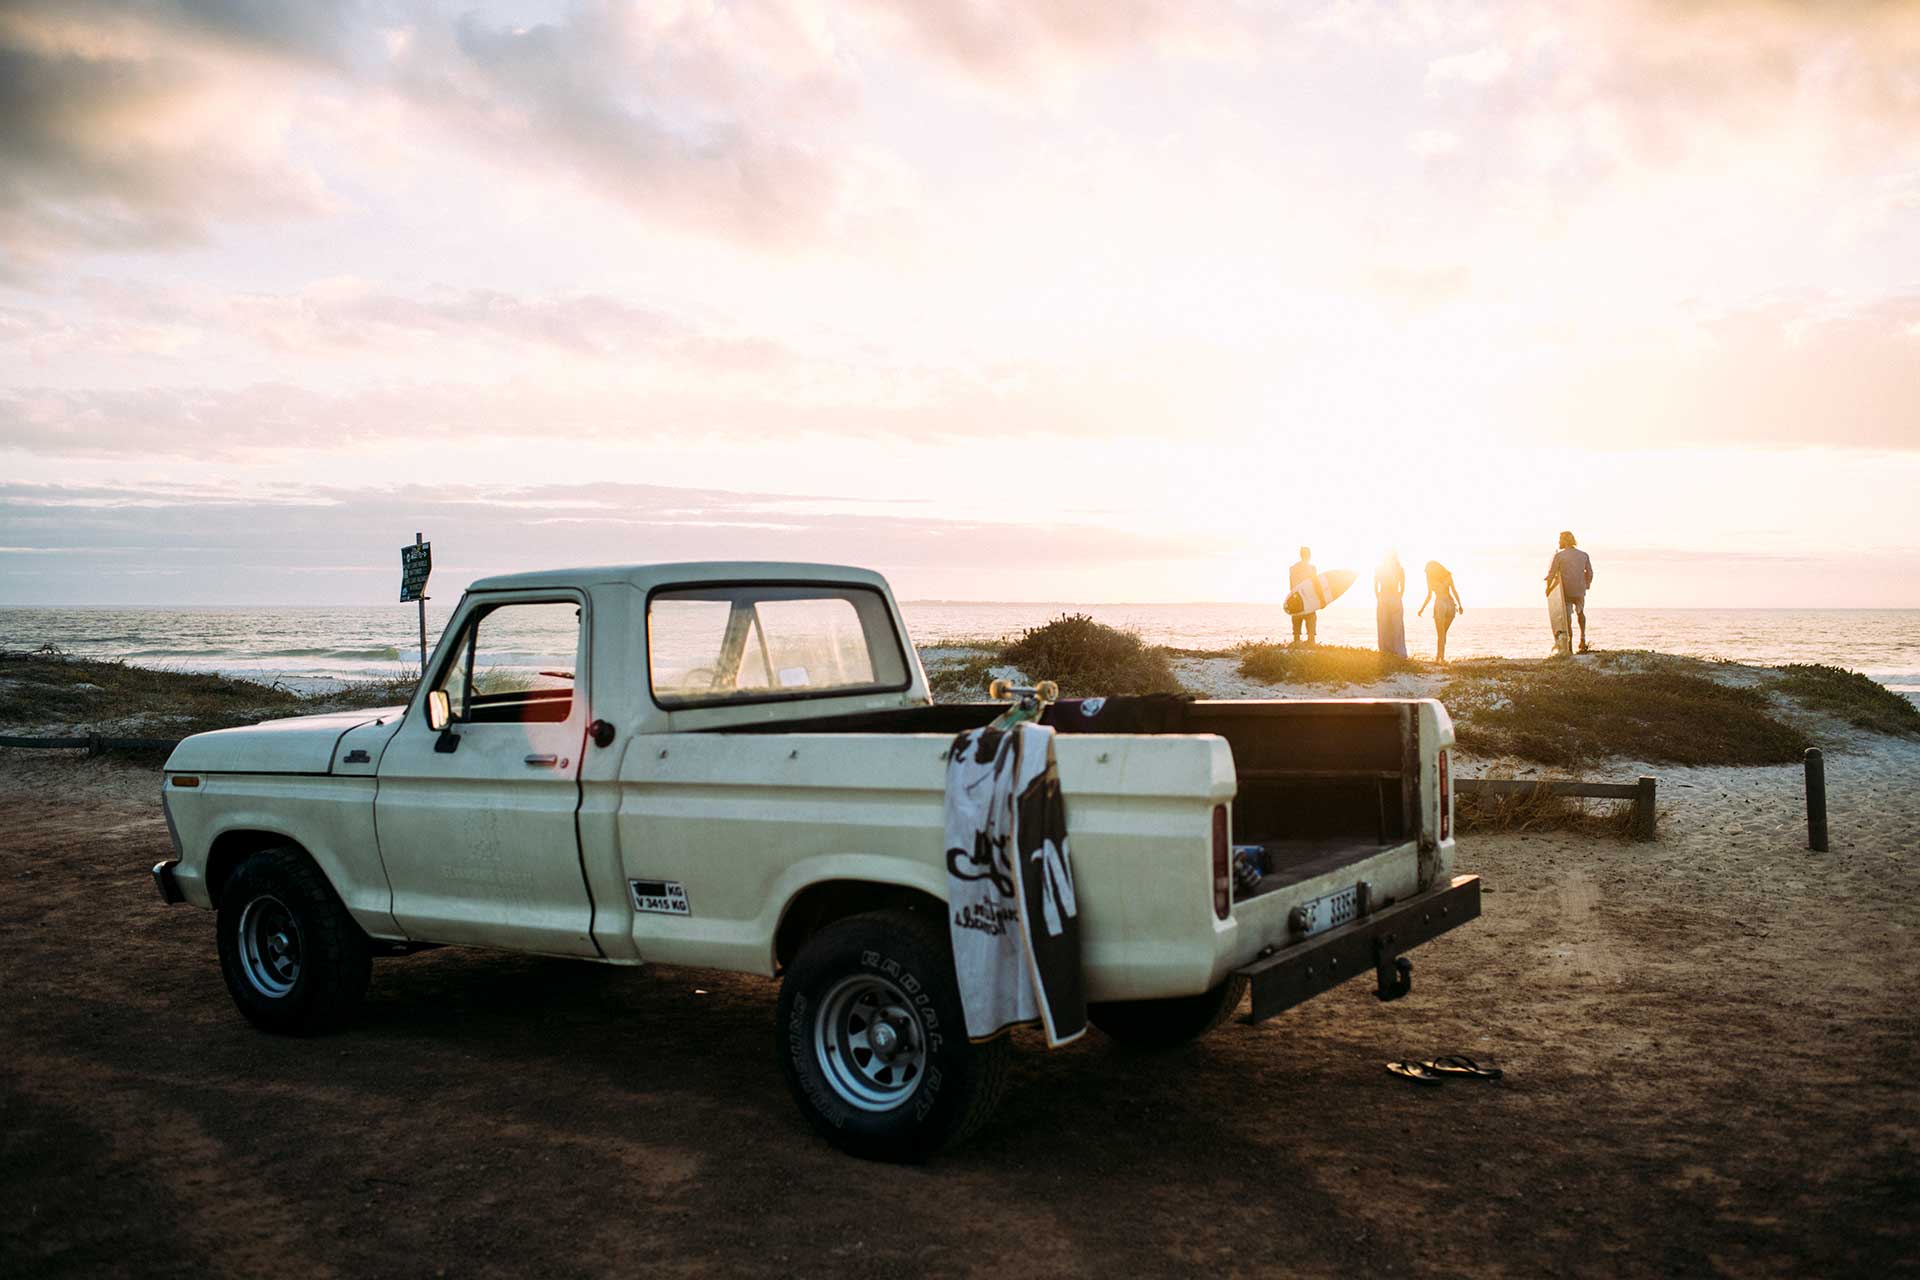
[237,895,301,998]
[813,973,927,1112]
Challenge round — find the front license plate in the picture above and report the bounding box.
[1294,885,1358,938]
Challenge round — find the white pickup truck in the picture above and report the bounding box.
[154,562,1479,1160]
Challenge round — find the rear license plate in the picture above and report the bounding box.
[1294,885,1358,938]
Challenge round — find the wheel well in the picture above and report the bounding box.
[774,881,945,971]
[205,830,306,906]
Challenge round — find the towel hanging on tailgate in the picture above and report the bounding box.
[943,722,1086,1047]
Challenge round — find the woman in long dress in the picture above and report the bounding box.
[1416,560,1464,661]
[1374,552,1408,658]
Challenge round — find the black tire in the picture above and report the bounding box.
[777,909,1011,1162]
[1088,974,1249,1049]
[216,846,372,1035]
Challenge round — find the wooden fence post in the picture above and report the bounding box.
[1632,775,1657,841]
[1805,748,1828,852]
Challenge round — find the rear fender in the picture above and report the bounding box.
[768,856,949,974]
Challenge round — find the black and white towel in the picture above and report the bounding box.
[943,723,1086,1047]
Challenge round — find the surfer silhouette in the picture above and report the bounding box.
[1288,546,1317,645]
[1545,531,1594,653]
[1417,560,1464,661]
[1374,551,1408,658]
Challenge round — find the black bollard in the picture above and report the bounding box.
[1804,747,1828,853]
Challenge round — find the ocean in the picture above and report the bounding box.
[3,603,1917,698]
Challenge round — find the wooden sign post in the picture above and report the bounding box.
[400,533,432,673]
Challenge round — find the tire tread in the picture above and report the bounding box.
[218,845,371,1035]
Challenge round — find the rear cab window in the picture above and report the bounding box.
[648,583,909,708]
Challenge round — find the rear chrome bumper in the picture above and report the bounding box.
[152,859,184,906]
[1235,874,1481,1022]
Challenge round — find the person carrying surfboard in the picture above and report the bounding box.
[1288,546,1318,645]
[1545,531,1594,653]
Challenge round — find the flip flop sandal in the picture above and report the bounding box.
[1386,1061,1444,1085]
[1417,1055,1503,1080]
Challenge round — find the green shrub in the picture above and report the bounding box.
[999,614,1184,698]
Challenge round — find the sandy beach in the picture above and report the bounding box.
[4,644,1919,1275]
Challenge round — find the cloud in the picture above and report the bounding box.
[0,0,867,266]
[397,2,855,245]
[0,10,338,262]
[852,0,1263,88]
[0,276,773,365]
[1426,46,1509,87]
[1407,128,1462,159]
[0,352,1215,457]
[0,478,1214,603]
[1502,291,1920,451]
[1417,1,1920,186]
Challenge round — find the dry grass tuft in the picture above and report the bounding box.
[1454,783,1637,837]
[1237,642,1422,685]
[925,653,999,701]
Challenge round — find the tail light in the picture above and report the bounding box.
[1212,804,1231,920]
[1438,749,1452,842]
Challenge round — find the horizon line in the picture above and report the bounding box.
[4,601,1918,612]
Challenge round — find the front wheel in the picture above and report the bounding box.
[1087,974,1249,1049]
[216,847,372,1035]
[776,909,1010,1162]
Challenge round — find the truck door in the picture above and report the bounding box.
[374,592,599,957]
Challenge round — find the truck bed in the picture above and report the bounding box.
[719,694,1423,854]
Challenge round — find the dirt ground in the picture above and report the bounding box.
[4,749,1917,1279]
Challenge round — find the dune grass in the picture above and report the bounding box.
[1442,654,1808,768]
[0,650,306,738]
[1773,663,1920,738]
[0,650,419,745]
[925,653,999,700]
[1237,642,1422,685]
[998,613,1185,698]
[1453,783,1638,838]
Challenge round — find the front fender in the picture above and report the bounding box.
[165,773,401,938]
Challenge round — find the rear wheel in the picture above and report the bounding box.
[777,909,1010,1162]
[216,847,371,1035]
[1088,974,1249,1049]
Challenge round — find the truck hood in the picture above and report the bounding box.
[164,706,406,775]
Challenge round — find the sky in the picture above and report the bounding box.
[1,0,1917,608]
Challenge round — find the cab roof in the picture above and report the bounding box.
[466,561,892,594]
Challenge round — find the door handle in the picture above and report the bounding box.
[524,754,559,767]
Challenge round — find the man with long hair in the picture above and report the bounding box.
[1546,531,1595,653]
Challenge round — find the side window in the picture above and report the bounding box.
[433,600,580,725]
[649,584,908,707]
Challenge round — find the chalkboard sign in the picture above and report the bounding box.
[400,541,432,602]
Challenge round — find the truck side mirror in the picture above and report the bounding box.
[426,689,451,731]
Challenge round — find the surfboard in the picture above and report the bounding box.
[1547,579,1572,656]
[1285,569,1357,616]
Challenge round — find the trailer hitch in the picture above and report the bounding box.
[1373,942,1412,1002]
